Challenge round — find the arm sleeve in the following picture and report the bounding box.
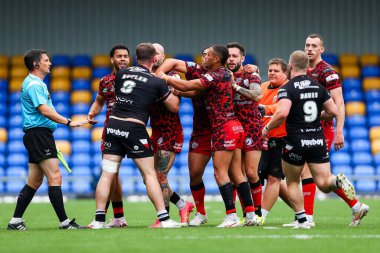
[27,83,48,107]
[322,68,341,91]
[185,61,201,80]
[199,72,219,89]
[156,79,172,102]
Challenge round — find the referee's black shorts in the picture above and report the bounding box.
[23,127,58,163]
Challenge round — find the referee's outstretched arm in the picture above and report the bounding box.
[38,104,88,127]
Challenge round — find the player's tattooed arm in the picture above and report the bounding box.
[232,78,262,102]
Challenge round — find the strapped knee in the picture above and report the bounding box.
[102,159,120,173]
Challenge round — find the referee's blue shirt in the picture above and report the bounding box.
[21,73,57,132]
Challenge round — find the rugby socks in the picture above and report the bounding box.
[295,210,307,223]
[95,209,106,222]
[250,180,262,216]
[237,182,255,213]
[13,184,37,218]
[334,188,358,208]
[170,192,186,210]
[236,190,246,217]
[48,186,68,222]
[112,201,124,218]
[302,178,316,215]
[219,182,236,214]
[190,182,206,215]
[157,210,170,222]
[262,208,269,219]
[105,200,110,213]
[232,186,238,203]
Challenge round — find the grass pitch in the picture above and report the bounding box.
[0,198,379,253]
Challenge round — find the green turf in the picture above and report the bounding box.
[0,198,379,253]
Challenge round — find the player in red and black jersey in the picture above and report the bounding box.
[148,43,193,227]
[158,45,259,227]
[227,42,263,219]
[87,44,129,228]
[290,34,368,227]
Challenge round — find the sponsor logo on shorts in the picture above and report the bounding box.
[134,146,139,150]
[289,152,302,161]
[103,142,112,148]
[224,139,235,148]
[191,142,199,149]
[284,144,293,153]
[140,139,149,148]
[245,138,253,146]
[107,128,129,138]
[45,149,51,156]
[157,137,164,145]
[301,138,323,147]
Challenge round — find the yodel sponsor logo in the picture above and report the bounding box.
[301,138,323,147]
[107,128,129,138]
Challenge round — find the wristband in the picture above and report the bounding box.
[66,118,72,126]
[233,83,241,91]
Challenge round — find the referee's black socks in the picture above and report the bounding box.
[13,184,36,218]
[48,186,68,222]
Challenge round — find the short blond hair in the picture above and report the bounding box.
[289,50,309,72]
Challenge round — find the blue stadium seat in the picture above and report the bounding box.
[331,165,353,176]
[346,115,366,128]
[121,178,135,195]
[175,54,194,62]
[71,166,92,176]
[91,152,102,168]
[93,67,111,78]
[9,103,22,115]
[168,179,179,192]
[342,78,361,92]
[9,92,21,103]
[349,139,371,153]
[181,114,193,127]
[365,90,380,103]
[54,102,71,118]
[322,53,339,66]
[203,178,219,194]
[362,66,380,77]
[0,116,6,128]
[343,89,363,102]
[354,165,375,176]
[71,103,91,115]
[54,126,71,140]
[51,91,70,103]
[8,115,23,128]
[7,128,24,141]
[6,180,26,193]
[374,154,380,166]
[0,80,9,92]
[180,101,194,115]
[6,153,28,167]
[72,55,92,67]
[6,166,27,177]
[52,55,71,67]
[0,142,6,154]
[71,128,91,141]
[244,54,256,65]
[330,152,351,166]
[71,140,91,154]
[0,154,5,167]
[135,180,147,194]
[348,127,368,140]
[71,153,92,167]
[71,180,93,195]
[44,74,51,87]
[0,91,7,103]
[92,141,102,153]
[72,79,91,90]
[0,103,7,117]
[37,180,49,194]
[355,180,377,192]
[7,140,25,154]
[368,115,380,127]
[367,101,380,115]
[352,152,373,166]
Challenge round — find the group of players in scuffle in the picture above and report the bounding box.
[87,34,369,229]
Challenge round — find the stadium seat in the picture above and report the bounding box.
[51,78,70,91]
[181,114,193,127]
[345,102,365,116]
[355,180,377,192]
[72,55,92,67]
[71,67,92,79]
[374,154,380,166]
[362,66,380,78]
[6,180,26,193]
[0,55,8,65]
[0,128,7,143]
[6,140,25,154]
[322,53,339,66]
[6,153,28,167]
[71,180,93,195]
[71,128,91,141]
[52,55,71,67]
[244,54,256,64]
[370,126,380,140]
[10,66,28,79]
[360,54,379,66]
[71,90,92,104]
[9,103,22,115]
[10,55,25,66]
[194,54,202,65]
[93,67,111,78]
[331,165,353,176]
[71,153,92,167]
[71,79,91,90]
[9,92,21,103]
[92,141,102,153]
[371,139,380,154]
[352,152,373,166]
[7,128,24,141]
[9,78,24,92]
[342,78,361,91]
[55,140,71,155]
[54,102,71,117]
[367,101,380,115]
[71,140,91,154]
[51,66,70,79]
[354,165,375,176]
[348,127,368,140]
[92,127,104,142]
[92,78,102,91]
[349,139,371,153]
[92,54,111,67]
[0,142,5,154]
[365,89,380,103]
[0,116,6,129]
[120,177,135,195]
[368,115,380,127]
[71,103,91,115]
[0,154,5,167]
[175,54,194,62]
[339,54,358,65]
[54,127,71,140]
[71,114,91,128]
[71,165,92,176]
[0,79,8,91]
[0,67,8,79]
[343,89,363,102]
[330,152,351,166]
[340,65,360,79]
[363,77,380,91]
[346,115,366,128]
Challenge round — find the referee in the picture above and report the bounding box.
[7,49,88,230]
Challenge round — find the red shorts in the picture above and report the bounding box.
[150,127,184,154]
[211,120,245,152]
[189,132,212,156]
[323,125,334,151]
[242,127,263,152]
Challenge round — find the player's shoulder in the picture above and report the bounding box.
[319,60,338,74]
[100,72,115,83]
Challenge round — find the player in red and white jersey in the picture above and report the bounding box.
[158,45,259,227]
[148,43,194,227]
[87,44,129,228]
[227,42,263,219]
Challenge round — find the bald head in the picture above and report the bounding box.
[289,50,309,73]
[153,43,165,67]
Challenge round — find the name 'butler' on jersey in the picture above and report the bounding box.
[112,65,171,125]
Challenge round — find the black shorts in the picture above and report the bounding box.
[259,138,284,182]
[282,134,330,166]
[103,119,154,159]
[23,127,58,163]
